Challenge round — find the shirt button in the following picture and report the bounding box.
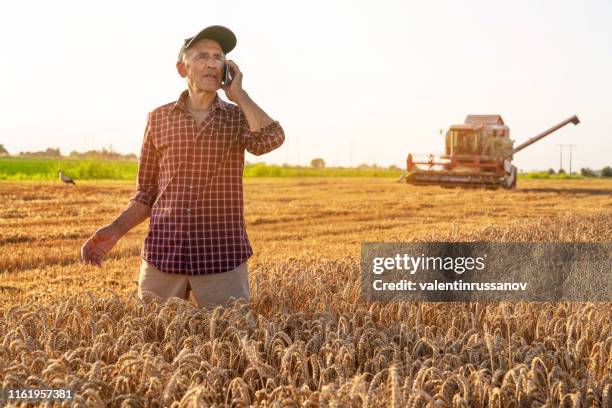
[187,209,191,212]
[190,186,193,190]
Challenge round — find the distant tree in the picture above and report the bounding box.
[601,166,612,178]
[45,147,61,157]
[580,167,597,177]
[0,144,9,156]
[547,168,556,175]
[310,158,325,168]
[19,147,61,157]
[558,168,566,175]
[388,165,401,171]
[69,148,137,161]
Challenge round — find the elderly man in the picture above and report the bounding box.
[81,25,285,307]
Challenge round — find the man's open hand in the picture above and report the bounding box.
[81,224,120,267]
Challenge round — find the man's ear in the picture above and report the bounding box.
[176,60,187,78]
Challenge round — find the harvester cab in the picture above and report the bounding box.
[404,114,579,189]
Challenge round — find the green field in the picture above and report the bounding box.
[523,171,584,180]
[0,157,404,180]
[0,157,138,180]
[1,157,604,181]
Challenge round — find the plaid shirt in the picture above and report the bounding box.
[130,90,285,275]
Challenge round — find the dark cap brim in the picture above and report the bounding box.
[183,25,237,54]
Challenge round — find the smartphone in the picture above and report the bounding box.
[222,64,232,86]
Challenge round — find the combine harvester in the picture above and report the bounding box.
[402,114,580,189]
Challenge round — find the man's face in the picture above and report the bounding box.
[177,39,225,92]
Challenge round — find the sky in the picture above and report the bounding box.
[0,0,610,171]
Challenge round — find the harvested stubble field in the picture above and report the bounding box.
[0,178,611,407]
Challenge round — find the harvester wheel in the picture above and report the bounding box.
[503,166,518,189]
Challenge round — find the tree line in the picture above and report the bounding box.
[546,167,612,178]
[0,144,137,161]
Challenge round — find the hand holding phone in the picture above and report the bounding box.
[222,60,246,104]
[222,64,232,86]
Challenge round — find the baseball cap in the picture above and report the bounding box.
[178,25,237,61]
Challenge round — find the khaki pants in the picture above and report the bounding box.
[138,259,250,308]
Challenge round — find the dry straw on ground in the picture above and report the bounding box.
[1,178,611,406]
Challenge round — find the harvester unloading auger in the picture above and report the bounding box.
[402,114,580,189]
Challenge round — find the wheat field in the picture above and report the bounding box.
[1,178,611,407]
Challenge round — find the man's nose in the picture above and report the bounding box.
[205,59,217,69]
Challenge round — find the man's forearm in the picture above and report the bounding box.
[109,201,151,237]
[235,91,275,132]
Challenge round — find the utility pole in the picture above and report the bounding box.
[557,144,564,173]
[566,144,576,174]
[558,144,576,174]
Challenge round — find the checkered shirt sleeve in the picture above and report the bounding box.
[130,113,159,208]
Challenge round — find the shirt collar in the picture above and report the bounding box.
[171,89,230,113]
